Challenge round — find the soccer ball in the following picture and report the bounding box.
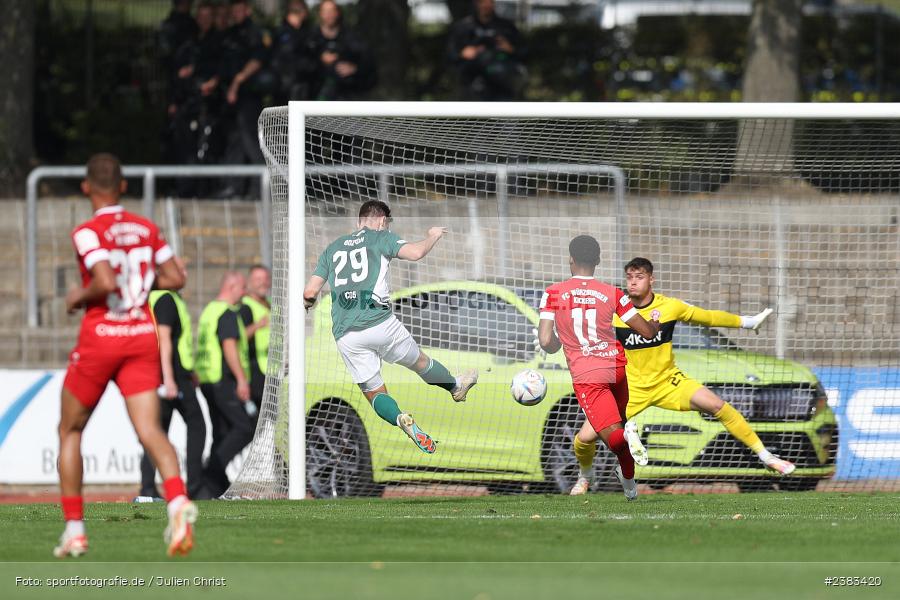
[511,369,547,406]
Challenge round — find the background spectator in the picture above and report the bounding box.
[309,0,376,100]
[447,0,525,100]
[160,0,199,80]
[167,1,225,196]
[271,0,318,104]
[216,0,268,198]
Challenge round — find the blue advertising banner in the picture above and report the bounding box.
[813,367,900,479]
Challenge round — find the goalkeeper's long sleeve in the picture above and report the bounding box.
[677,300,742,328]
[678,300,771,330]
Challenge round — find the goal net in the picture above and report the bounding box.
[230,103,900,499]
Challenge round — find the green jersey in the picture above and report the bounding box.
[313,227,408,340]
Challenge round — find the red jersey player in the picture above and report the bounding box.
[538,235,659,500]
[55,154,198,558]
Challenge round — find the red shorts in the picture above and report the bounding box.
[573,366,629,433]
[63,327,161,408]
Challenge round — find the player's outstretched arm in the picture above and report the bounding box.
[65,260,118,313]
[396,227,447,262]
[625,312,660,340]
[303,275,326,311]
[156,257,186,291]
[679,300,773,333]
[537,319,562,354]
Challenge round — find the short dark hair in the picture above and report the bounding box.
[624,257,654,274]
[249,263,269,274]
[359,200,391,220]
[569,235,601,267]
[86,153,123,192]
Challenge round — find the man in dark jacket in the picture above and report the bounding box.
[447,0,524,100]
[217,0,268,198]
[271,0,318,104]
[309,0,376,100]
[168,1,225,193]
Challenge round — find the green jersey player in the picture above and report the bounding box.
[302,200,478,453]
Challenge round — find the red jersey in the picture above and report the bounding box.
[540,276,638,383]
[70,205,173,337]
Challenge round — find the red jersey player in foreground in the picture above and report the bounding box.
[55,154,198,558]
[538,235,660,500]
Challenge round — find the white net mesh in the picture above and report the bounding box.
[229,107,900,499]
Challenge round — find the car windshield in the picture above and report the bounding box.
[394,290,535,361]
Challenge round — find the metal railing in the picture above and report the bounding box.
[26,162,624,329]
[301,163,626,278]
[26,165,272,328]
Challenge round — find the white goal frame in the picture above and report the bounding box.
[285,101,900,500]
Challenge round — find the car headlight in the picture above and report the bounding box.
[812,382,829,417]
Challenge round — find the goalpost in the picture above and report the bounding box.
[233,102,900,500]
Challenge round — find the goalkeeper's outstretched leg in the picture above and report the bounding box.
[689,387,795,475]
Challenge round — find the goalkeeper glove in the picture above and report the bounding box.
[740,308,774,333]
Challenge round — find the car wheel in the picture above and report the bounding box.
[737,480,776,493]
[541,397,618,493]
[306,401,383,499]
[777,478,820,492]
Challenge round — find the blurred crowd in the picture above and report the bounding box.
[159,0,526,196]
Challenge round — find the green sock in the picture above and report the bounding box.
[418,358,456,393]
[372,392,402,426]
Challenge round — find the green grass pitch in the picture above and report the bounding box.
[1,492,898,599]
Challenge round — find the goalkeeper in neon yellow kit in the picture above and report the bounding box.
[569,257,793,495]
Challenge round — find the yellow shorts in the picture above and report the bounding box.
[625,370,704,419]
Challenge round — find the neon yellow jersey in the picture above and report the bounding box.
[196,300,250,384]
[241,295,270,374]
[613,293,740,389]
[149,290,194,372]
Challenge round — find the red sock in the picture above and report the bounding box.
[162,477,187,502]
[61,496,83,522]
[607,428,635,480]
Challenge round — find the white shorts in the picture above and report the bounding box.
[336,315,420,384]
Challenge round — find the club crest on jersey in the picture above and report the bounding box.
[651,309,661,320]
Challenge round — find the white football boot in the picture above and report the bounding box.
[624,420,649,467]
[569,476,591,496]
[615,466,638,501]
[451,369,479,403]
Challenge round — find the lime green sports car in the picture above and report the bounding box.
[304,282,837,497]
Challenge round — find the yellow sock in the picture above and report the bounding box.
[714,403,764,453]
[572,435,597,473]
